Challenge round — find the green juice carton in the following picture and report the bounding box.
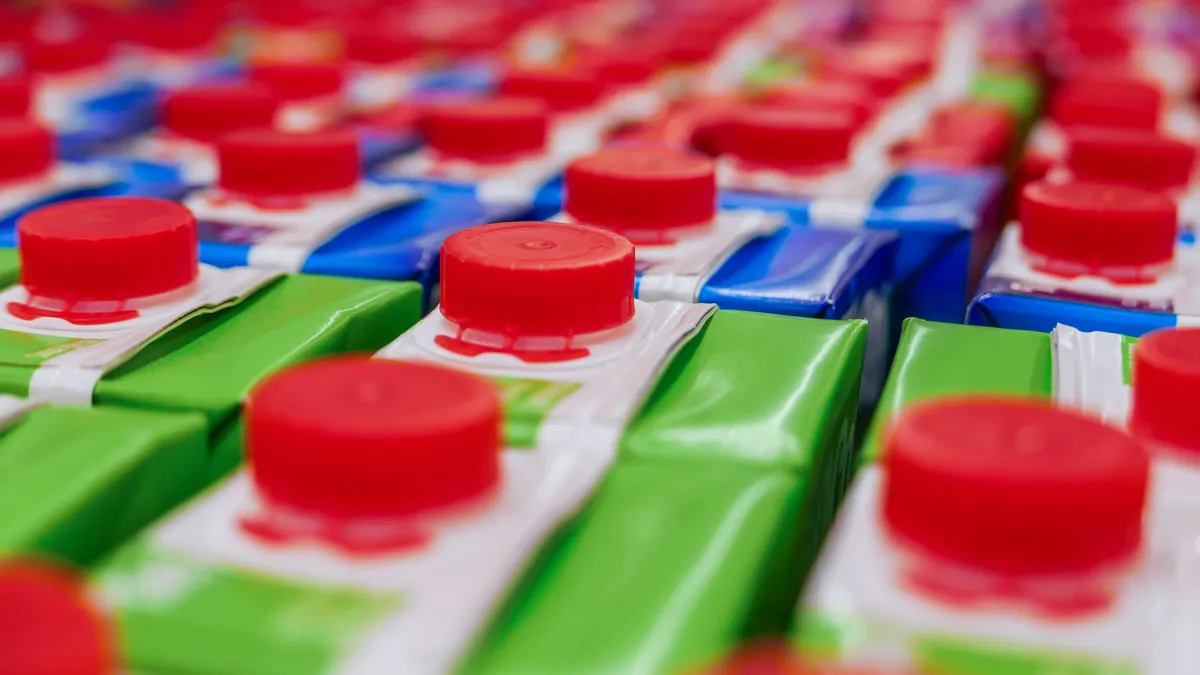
[0,398,207,567]
[794,318,1200,673]
[0,196,420,477]
[94,221,869,675]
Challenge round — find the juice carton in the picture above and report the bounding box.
[804,317,1200,672]
[338,18,422,116]
[18,12,162,160]
[118,3,237,90]
[0,196,420,477]
[94,219,868,675]
[542,145,896,398]
[370,97,570,215]
[714,100,1005,325]
[795,395,1187,674]
[1029,126,1200,233]
[103,83,282,192]
[969,180,1200,335]
[0,118,132,245]
[188,127,526,292]
[1021,75,1200,190]
[0,398,208,565]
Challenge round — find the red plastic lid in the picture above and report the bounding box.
[21,27,113,73]
[163,84,281,144]
[1130,328,1200,455]
[0,118,53,183]
[726,106,858,170]
[440,221,635,338]
[565,147,716,235]
[341,20,419,64]
[762,81,879,127]
[0,561,114,675]
[499,68,607,113]
[1049,78,1163,130]
[218,128,360,198]
[18,198,199,302]
[249,61,345,102]
[247,356,502,519]
[125,8,224,53]
[883,397,1150,575]
[1019,181,1177,278]
[1065,128,1197,190]
[817,46,929,98]
[420,97,548,163]
[580,49,659,86]
[0,75,31,117]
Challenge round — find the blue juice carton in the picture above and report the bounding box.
[371,97,572,217]
[101,83,281,195]
[18,14,166,160]
[711,101,1004,325]
[187,127,525,296]
[0,117,151,247]
[547,145,897,399]
[969,180,1200,335]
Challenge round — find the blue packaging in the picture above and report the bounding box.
[0,118,185,248]
[176,128,526,307]
[969,181,1199,336]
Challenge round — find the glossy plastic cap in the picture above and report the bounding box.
[421,98,548,163]
[1049,79,1163,129]
[0,561,114,675]
[126,8,223,52]
[1131,328,1200,455]
[250,61,345,102]
[565,147,716,232]
[726,106,858,170]
[163,84,281,144]
[499,68,606,112]
[18,198,198,302]
[248,357,502,518]
[218,128,360,197]
[342,21,419,64]
[0,75,31,117]
[883,397,1150,574]
[1066,128,1197,189]
[440,222,635,337]
[22,29,112,73]
[762,81,879,127]
[0,119,53,183]
[1019,181,1176,275]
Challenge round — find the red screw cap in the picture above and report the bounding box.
[565,147,716,234]
[762,81,879,128]
[218,128,360,198]
[249,61,345,102]
[421,98,548,163]
[1131,328,1200,456]
[1049,78,1163,130]
[0,119,53,184]
[1065,128,1197,190]
[18,198,198,302]
[1019,181,1177,280]
[341,21,419,65]
[126,7,224,53]
[21,28,112,74]
[247,356,502,519]
[163,84,281,144]
[0,75,31,117]
[883,397,1150,575]
[499,68,607,113]
[726,106,858,171]
[817,46,929,98]
[440,222,635,338]
[0,561,114,675]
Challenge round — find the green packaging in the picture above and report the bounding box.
[0,399,207,566]
[94,310,867,675]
